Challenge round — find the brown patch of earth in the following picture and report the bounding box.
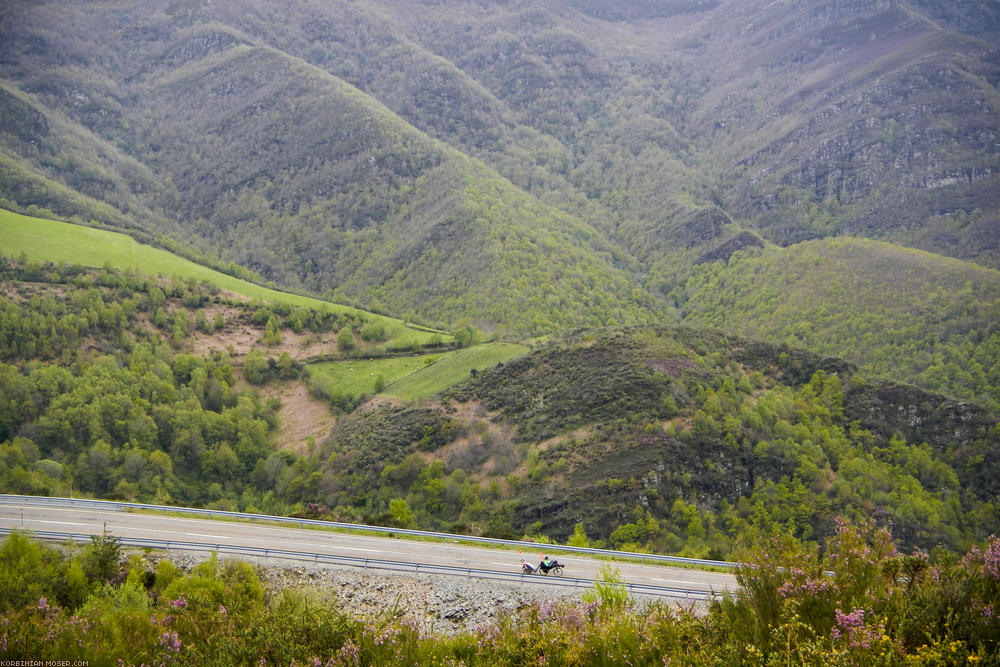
[433,400,518,482]
[187,304,342,362]
[1,280,71,300]
[260,381,337,455]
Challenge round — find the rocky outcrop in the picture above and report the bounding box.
[693,231,764,264]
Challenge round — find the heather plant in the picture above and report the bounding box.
[712,518,1000,665]
[0,529,998,665]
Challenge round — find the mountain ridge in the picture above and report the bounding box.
[0,0,998,377]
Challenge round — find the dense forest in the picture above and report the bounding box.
[675,237,1000,411]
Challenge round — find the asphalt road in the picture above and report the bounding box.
[0,503,737,597]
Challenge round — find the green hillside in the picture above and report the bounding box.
[0,208,444,347]
[0,7,661,336]
[311,326,998,555]
[675,237,1000,410]
[1,226,998,564]
[2,0,997,335]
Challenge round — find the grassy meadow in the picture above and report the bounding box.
[383,343,529,400]
[309,343,530,401]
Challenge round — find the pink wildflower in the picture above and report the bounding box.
[831,607,883,649]
[984,536,1000,579]
[336,639,360,667]
[158,630,181,654]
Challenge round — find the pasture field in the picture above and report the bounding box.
[308,343,530,401]
[308,355,430,398]
[383,343,530,400]
[0,208,446,346]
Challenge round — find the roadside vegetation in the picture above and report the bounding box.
[0,519,996,664]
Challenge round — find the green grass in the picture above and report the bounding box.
[0,207,446,346]
[309,356,431,398]
[384,343,529,400]
[307,343,530,401]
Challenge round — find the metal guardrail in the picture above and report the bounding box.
[0,494,736,570]
[0,527,720,601]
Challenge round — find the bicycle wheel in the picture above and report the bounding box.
[551,566,563,577]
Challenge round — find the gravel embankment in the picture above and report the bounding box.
[138,550,589,635]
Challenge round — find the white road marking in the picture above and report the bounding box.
[5,506,738,592]
[19,520,90,527]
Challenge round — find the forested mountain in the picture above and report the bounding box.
[1,0,999,558]
[676,237,1000,411]
[1,0,998,333]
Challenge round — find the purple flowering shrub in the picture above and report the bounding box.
[716,518,1000,664]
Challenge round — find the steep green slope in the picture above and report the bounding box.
[0,0,998,407]
[675,237,1000,410]
[4,0,997,283]
[1,256,996,559]
[0,3,657,335]
[681,2,1000,261]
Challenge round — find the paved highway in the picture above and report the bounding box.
[0,503,736,598]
